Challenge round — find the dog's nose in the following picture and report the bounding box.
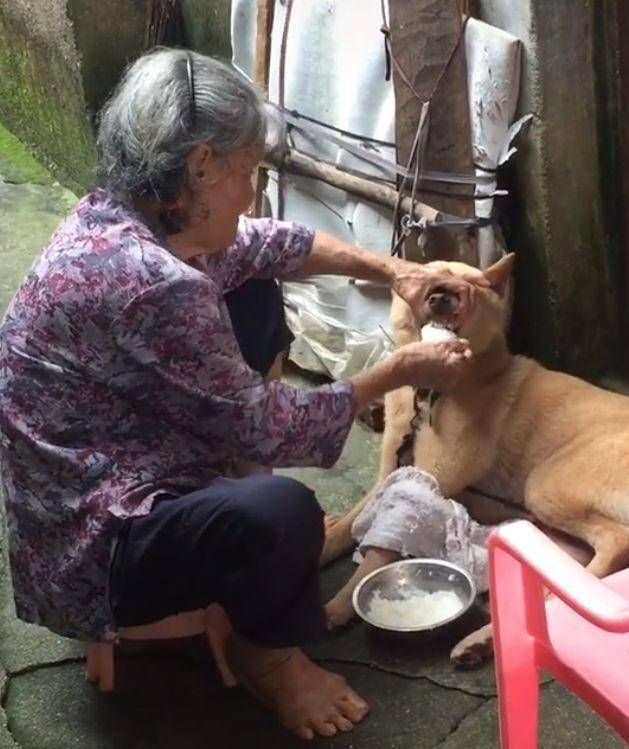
[428,292,458,314]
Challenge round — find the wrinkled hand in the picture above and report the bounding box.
[391,259,488,319]
[394,339,473,392]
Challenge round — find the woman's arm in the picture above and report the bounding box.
[110,277,471,470]
[299,231,396,285]
[299,230,487,312]
[218,221,486,311]
[350,339,471,414]
[110,277,354,469]
[298,231,399,286]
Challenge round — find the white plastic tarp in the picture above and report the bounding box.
[231,1,525,379]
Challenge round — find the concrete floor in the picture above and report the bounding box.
[0,124,623,748]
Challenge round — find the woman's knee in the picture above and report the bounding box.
[235,474,324,554]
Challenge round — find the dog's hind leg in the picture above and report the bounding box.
[448,516,628,669]
[536,514,629,579]
[452,464,629,668]
[524,458,629,580]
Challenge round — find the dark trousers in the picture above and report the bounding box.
[110,475,326,646]
[224,277,294,377]
[109,279,327,646]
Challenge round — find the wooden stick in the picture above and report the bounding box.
[253,0,275,86]
[389,0,478,265]
[264,148,441,223]
[252,0,275,217]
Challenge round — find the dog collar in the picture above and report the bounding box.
[417,388,441,427]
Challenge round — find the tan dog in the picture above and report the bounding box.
[323,254,629,664]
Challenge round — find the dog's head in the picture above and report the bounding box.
[420,254,515,353]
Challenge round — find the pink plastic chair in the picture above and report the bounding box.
[488,520,629,748]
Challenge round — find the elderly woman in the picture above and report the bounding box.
[0,49,475,739]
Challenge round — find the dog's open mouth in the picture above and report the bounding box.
[424,289,462,334]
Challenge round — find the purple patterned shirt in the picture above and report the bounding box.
[0,191,355,641]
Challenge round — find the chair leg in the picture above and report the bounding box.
[85,643,115,693]
[85,644,100,684]
[205,604,237,687]
[491,548,541,749]
[495,645,540,749]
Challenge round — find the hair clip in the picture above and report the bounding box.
[185,51,196,127]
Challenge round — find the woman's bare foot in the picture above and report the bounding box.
[230,640,369,739]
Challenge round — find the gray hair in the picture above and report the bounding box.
[96,48,266,204]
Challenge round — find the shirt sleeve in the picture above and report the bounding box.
[213,217,314,292]
[108,276,354,468]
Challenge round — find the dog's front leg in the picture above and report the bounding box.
[378,386,416,482]
[320,486,377,566]
[321,385,416,567]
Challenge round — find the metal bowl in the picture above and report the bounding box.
[352,559,477,641]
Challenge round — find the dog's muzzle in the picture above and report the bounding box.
[428,291,460,316]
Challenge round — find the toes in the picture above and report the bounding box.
[312,720,338,737]
[337,691,369,723]
[329,712,354,732]
[295,725,315,741]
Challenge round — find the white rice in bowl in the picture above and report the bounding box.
[367,589,464,629]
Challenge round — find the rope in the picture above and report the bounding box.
[277,105,493,187]
[283,108,395,148]
[425,17,471,105]
[379,1,469,105]
[407,103,430,252]
[271,4,493,245]
[382,7,475,256]
[391,102,430,257]
[379,0,422,99]
[277,0,294,220]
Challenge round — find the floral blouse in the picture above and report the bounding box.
[0,191,355,641]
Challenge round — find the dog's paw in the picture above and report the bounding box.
[320,521,353,567]
[450,623,494,669]
[325,596,355,630]
[324,514,343,532]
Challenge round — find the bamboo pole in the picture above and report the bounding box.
[252,0,275,217]
[264,148,441,224]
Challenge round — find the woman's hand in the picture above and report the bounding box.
[302,233,489,323]
[392,339,472,392]
[391,259,487,319]
[351,339,472,414]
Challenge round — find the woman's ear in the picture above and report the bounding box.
[483,253,516,297]
[186,143,215,183]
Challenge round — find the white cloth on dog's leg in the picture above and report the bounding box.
[351,467,493,593]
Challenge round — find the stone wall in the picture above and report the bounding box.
[0,0,232,193]
[181,0,231,59]
[0,0,96,192]
[478,0,622,378]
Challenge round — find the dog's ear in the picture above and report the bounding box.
[483,253,515,297]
